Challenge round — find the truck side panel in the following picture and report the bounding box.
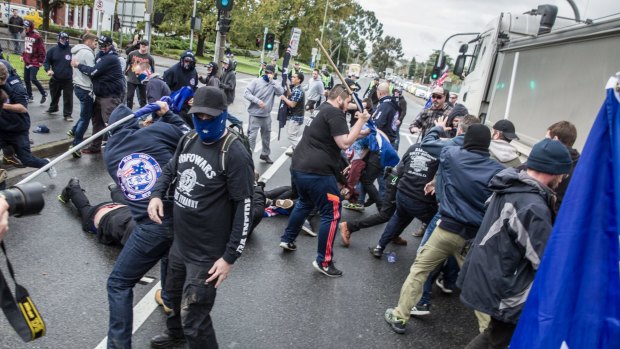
[487,34,620,152]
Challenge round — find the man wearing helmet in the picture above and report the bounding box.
[22,20,47,104]
[71,35,124,154]
[44,32,73,121]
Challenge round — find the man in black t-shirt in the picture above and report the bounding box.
[148,86,254,348]
[280,84,370,277]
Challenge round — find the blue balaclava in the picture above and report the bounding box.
[192,111,228,143]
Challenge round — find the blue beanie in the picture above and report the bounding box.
[526,138,572,175]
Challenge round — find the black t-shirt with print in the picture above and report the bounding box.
[164,136,254,264]
[291,102,349,177]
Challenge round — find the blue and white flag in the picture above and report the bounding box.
[510,83,620,348]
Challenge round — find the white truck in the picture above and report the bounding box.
[453,4,620,153]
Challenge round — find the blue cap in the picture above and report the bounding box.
[33,124,50,134]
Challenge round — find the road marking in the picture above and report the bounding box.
[253,133,278,153]
[258,147,291,183]
[94,281,161,349]
[406,135,413,145]
[138,276,155,285]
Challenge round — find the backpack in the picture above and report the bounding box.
[180,123,251,174]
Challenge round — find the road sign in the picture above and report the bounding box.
[96,0,116,14]
[289,27,302,56]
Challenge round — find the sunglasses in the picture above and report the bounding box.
[431,94,444,99]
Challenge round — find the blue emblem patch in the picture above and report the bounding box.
[117,153,162,201]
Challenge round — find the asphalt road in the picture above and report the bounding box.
[0,76,478,348]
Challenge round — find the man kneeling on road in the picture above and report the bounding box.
[148,86,254,348]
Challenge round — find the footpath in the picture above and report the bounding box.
[0,51,252,186]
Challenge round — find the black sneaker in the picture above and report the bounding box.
[69,146,81,159]
[45,108,58,113]
[435,278,454,294]
[150,333,186,349]
[67,129,75,138]
[312,260,343,277]
[40,94,47,104]
[279,241,297,251]
[410,303,431,316]
[370,246,384,259]
[58,178,81,204]
[259,154,274,164]
[384,308,407,334]
[28,96,34,103]
[64,115,74,122]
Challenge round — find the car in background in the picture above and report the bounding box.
[414,85,430,99]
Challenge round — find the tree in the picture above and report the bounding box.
[408,57,416,78]
[371,35,404,74]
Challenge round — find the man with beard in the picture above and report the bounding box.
[279,84,370,277]
[409,87,452,138]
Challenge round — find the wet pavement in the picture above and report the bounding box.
[0,77,479,348]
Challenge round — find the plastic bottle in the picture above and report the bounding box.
[387,251,397,263]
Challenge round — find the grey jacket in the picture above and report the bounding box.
[244,77,284,117]
[489,139,522,168]
[306,77,325,102]
[457,168,556,324]
[71,44,95,92]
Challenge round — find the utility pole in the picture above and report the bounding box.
[317,0,329,67]
[214,11,230,69]
[144,0,154,49]
[259,26,267,63]
[189,0,198,50]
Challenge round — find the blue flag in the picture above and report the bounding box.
[510,86,620,348]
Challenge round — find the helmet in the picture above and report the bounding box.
[23,20,32,28]
[58,32,69,40]
[180,51,196,71]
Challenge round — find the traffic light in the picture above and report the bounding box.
[219,18,232,33]
[265,33,275,51]
[215,0,234,11]
[431,66,441,80]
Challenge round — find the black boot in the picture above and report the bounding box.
[150,333,186,349]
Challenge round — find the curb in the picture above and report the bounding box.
[3,138,73,187]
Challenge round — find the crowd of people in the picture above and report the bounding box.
[0,21,585,349]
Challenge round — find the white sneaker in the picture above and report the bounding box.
[45,158,57,178]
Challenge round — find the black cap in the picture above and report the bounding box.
[463,124,491,152]
[188,86,226,116]
[139,39,149,46]
[265,65,275,73]
[98,35,113,46]
[493,119,519,140]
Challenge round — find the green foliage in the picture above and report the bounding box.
[371,35,404,74]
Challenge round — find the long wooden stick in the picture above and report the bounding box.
[315,38,351,94]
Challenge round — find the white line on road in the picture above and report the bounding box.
[259,147,291,183]
[406,135,413,145]
[253,133,278,153]
[94,281,161,349]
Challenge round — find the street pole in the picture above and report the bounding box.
[422,64,428,84]
[317,0,329,67]
[259,26,267,63]
[144,0,154,51]
[189,0,197,51]
[214,11,229,69]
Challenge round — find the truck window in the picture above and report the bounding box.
[468,36,488,74]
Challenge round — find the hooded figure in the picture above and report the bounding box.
[199,61,220,87]
[220,58,236,105]
[163,50,198,92]
[43,31,74,120]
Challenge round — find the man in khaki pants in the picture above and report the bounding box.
[383,124,504,334]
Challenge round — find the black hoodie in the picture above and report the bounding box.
[103,105,189,221]
[373,95,400,142]
[163,51,198,92]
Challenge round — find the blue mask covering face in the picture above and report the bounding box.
[192,111,227,143]
[262,75,270,82]
[138,73,148,81]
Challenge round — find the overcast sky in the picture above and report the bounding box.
[356,0,620,62]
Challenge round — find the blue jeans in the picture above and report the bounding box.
[226,113,243,126]
[106,220,173,349]
[377,191,437,249]
[23,65,45,98]
[0,131,48,168]
[281,170,341,267]
[72,86,94,146]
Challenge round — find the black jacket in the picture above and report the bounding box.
[44,44,73,81]
[78,48,125,98]
[458,168,556,324]
[373,96,399,142]
[220,67,236,105]
[0,75,30,134]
